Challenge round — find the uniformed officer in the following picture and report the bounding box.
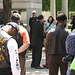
[29,10,38,50]
[0,22,20,75]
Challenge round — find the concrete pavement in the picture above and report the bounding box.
[26,49,60,75]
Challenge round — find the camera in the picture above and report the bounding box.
[62,55,74,63]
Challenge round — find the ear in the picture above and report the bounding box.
[65,19,67,22]
[64,20,67,24]
[13,29,16,32]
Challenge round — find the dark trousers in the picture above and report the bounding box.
[70,70,75,75]
[49,55,67,75]
[0,68,12,75]
[31,46,42,67]
[19,55,26,75]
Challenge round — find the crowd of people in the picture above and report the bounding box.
[0,9,75,75]
[29,10,75,75]
[0,12,30,75]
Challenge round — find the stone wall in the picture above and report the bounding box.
[0,0,42,32]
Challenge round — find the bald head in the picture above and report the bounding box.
[2,22,19,36]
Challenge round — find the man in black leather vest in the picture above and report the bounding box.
[0,22,20,75]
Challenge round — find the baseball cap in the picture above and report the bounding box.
[11,13,21,20]
[32,10,36,14]
[7,22,19,31]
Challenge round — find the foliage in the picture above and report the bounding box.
[42,0,50,11]
[68,0,75,11]
[42,0,75,11]
[42,0,62,11]
[56,0,62,11]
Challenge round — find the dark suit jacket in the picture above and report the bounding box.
[45,25,69,55]
[31,21,44,47]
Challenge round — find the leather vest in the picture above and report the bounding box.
[47,26,68,55]
[0,31,11,68]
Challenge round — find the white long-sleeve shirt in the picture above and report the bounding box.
[7,38,21,75]
[0,30,21,75]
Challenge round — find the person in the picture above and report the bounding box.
[11,12,30,75]
[71,15,75,31]
[0,22,20,75]
[43,16,57,68]
[13,11,24,26]
[45,13,69,75]
[31,15,44,69]
[29,10,38,50]
[44,16,57,33]
[62,25,75,75]
[0,13,3,25]
[70,57,75,75]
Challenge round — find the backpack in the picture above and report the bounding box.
[16,32,26,57]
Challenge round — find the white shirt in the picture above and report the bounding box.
[7,38,21,75]
[1,31,21,75]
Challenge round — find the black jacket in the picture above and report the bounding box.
[31,21,44,47]
[29,16,38,29]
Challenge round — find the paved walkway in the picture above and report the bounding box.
[26,49,60,75]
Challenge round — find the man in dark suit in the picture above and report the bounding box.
[31,15,44,69]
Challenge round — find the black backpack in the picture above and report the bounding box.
[15,32,26,57]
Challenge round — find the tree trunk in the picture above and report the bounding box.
[3,0,12,24]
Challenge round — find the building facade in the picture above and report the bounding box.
[0,0,42,31]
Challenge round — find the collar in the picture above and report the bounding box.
[57,25,65,29]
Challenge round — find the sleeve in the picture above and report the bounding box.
[7,38,21,75]
[44,24,46,27]
[66,36,75,56]
[29,18,32,28]
[53,21,55,25]
[44,22,47,27]
[38,24,43,37]
[20,28,30,44]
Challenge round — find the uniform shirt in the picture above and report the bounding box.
[19,26,30,45]
[29,16,38,29]
[44,21,55,32]
[2,31,21,75]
